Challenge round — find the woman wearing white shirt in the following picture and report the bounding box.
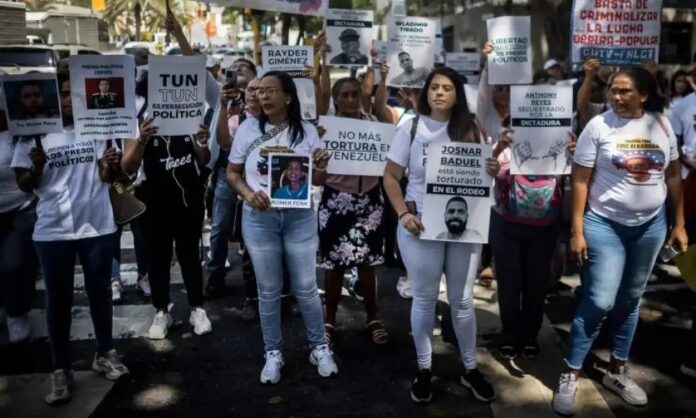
[12,74,129,405]
[383,67,499,404]
[226,71,336,384]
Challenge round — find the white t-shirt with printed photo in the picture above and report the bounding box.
[387,115,449,214]
[574,110,679,226]
[228,118,322,193]
[11,128,116,241]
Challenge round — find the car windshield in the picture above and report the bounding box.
[0,49,55,67]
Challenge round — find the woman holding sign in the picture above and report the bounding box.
[317,70,393,346]
[226,71,337,384]
[383,67,499,404]
[552,68,688,415]
[12,74,129,405]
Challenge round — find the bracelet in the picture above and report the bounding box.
[196,141,209,148]
[398,211,411,220]
[314,166,327,172]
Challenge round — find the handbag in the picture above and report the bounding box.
[106,140,147,225]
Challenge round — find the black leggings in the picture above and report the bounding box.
[143,202,205,311]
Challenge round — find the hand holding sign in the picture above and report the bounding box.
[246,190,271,211]
[29,146,47,172]
[312,148,330,170]
[401,213,425,236]
[138,117,158,146]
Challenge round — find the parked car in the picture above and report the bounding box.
[0,45,58,74]
[122,41,156,55]
[50,43,101,60]
[26,35,45,45]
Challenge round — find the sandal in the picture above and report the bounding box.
[367,320,389,345]
[324,323,336,346]
[478,267,494,288]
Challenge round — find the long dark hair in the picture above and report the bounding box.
[613,67,665,113]
[259,71,305,145]
[331,77,362,116]
[417,67,479,143]
[670,69,694,99]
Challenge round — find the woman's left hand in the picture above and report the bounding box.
[101,146,120,169]
[666,224,689,254]
[316,125,326,138]
[194,124,210,146]
[312,148,330,170]
[566,131,578,155]
[485,157,501,177]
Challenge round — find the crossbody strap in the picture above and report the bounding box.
[244,122,289,159]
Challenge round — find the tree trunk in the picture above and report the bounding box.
[296,15,305,45]
[134,2,141,42]
[281,13,291,45]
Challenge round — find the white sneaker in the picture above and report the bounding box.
[189,307,212,335]
[552,372,579,416]
[148,311,172,340]
[7,314,31,343]
[602,366,647,406]
[396,275,413,299]
[260,350,284,384]
[137,274,151,297]
[111,278,123,303]
[92,349,129,380]
[309,344,338,377]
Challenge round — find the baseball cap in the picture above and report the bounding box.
[339,29,360,41]
[543,59,561,70]
[206,56,219,68]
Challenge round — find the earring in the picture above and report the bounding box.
[286,101,291,105]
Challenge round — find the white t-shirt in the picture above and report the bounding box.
[0,132,33,213]
[387,115,449,213]
[668,93,696,179]
[574,110,679,226]
[228,118,322,193]
[11,129,116,241]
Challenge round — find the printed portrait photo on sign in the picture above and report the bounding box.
[85,77,125,110]
[389,50,430,88]
[433,196,485,242]
[329,29,369,65]
[269,154,311,201]
[4,79,60,121]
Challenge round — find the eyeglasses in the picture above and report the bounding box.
[245,87,259,95]
[256,88,280,97]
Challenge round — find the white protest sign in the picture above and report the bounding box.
[319,116,396,176]
[391,0,406,16]
[268,153,312,209]
[446,52,481,85]
[69,55,137,142]
[326,9,375,67]
[148,55,206,136]
[1,73,62,136]
[486,16,533,85]
[386,16,436,88]
[203,0,327,16]
[262,45,316,120]
[510,85,573,175]
[421,142,492,244]
[570,0,662,66]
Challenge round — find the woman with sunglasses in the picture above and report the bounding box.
[227,71,336,384]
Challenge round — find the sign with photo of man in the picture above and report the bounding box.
[326,9,374,67]
[268,153,312,209]
[421,142,492,244]
[1,73,63,136]
[386,16,436,88]
[69,54,137,141]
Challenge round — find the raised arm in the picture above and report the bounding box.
[577,57,600,128]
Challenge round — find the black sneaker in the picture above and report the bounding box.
[681,358,696,378]
[461,368,495,402]
[522,339,540,359]
[500,342,517,360]
[410,368,433,403]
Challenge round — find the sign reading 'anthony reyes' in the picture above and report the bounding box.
[571,0,662,66]
[148,55,206,136]
[510,85,574,175]
[319,116,395,176]
[421,142,492,244]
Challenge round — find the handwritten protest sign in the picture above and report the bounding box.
[446,52,481,85]
[570,0,662,66]
[319,116,395,176]
[268,153,312,209]
[386,16,436,88]
[148,55,206,136]
[202,0,327,16]
[326,9,375,67]
[262,45,316,120]
[510,85,573,175]
[1,73,62,136]
[421,142,492,244]
[486,16,532,85]
[69,55,136,141]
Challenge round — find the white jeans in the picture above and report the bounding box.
[397,224,481,370]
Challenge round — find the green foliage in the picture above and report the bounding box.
[102,0,190,39]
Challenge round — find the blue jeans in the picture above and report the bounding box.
[0,205,38,317]
[565,208,666,369]
[207,167,237,280]
[35,233,116,370]
[242,205,325,352]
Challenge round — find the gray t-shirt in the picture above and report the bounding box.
[574,110,679,226]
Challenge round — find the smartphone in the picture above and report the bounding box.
[224,69,237,90]
[659,244,682,263]
[405,201,417,215]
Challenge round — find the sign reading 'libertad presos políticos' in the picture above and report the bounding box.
[486,16,532,85]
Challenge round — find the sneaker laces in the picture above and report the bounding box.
[264,351,283,371]
[153,312,168,326]
[314,344,333,362]
[613,366,638,389]
[193,308,208,323]
[558,373,577,393]
[52,370,69,388]
[104,350,127,372]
